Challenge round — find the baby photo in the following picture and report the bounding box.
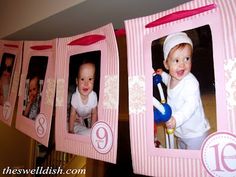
[67,51,100,136]
[152,25,216,150]
[0,53,15,105]
[22,56,48,120]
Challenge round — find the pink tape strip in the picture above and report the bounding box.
[145,4,216,28]
[68,34,106,46]
[115,29,126,37]
[30,45,52,50]
[4,44,19,48]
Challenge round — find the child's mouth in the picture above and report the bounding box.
[83,88,89,92]
[177,70,185,77]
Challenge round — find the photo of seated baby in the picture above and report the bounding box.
[68,51,100,136]
[23,75,41,120]
[22,56,48,120]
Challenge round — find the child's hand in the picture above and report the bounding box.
[165,116,176,129]
[68,130,74,134]
[155,69,163,75]
[77,116,83,124]
[29,95,36,104]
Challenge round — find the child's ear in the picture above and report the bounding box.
[76,78,79,85]
[163,60,169,70]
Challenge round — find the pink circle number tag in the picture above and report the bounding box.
[3,101,12,121]
[201,132,236,177]
[35,114,47,138]
[91,121,113,154]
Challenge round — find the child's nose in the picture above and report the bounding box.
[84,80,89,86]
[179,60,185,67]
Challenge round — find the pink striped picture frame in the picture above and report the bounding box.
[55,23,119,163]
[125,0,235,176]
[0,40,23,126]
[15,39,57,147]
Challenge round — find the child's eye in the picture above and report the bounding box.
[80,78,84,81]
[89,78,94,81]
[173,59,179,63]
[184,57,191,61]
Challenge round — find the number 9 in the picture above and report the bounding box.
[91,122,113,154]
[96,127,108,149]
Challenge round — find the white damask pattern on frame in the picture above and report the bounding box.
[103,75,119,109]
[12,72,20,94]
[46,79,56,106]
[56,79,65,107]
[129,75,146,114]
[18,74,26,97]
[224,58,236,108]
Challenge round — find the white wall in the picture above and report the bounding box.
[0,0,85,38]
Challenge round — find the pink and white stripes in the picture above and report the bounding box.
[125,0,236,176]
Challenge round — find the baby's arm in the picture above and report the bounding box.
[69,106,77,133]
[23,92,39,117]
[91,106,98,126]
[172,79,200,128]
[23,101,33,117]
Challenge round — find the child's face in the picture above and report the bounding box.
[2,57,14,77]
[76,63,95,98]
[29,77,39,102]
[164,44,192,81]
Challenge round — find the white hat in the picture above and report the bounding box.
[163,32,193,60]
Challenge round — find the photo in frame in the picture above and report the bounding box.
[0,40,23,126]
[55,23,119,163]
[15,40,57,147]
[125,0,235,176]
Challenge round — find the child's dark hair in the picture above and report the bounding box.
[29,75,40,90]
[77,58,96,78]
[0,53,15,77]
